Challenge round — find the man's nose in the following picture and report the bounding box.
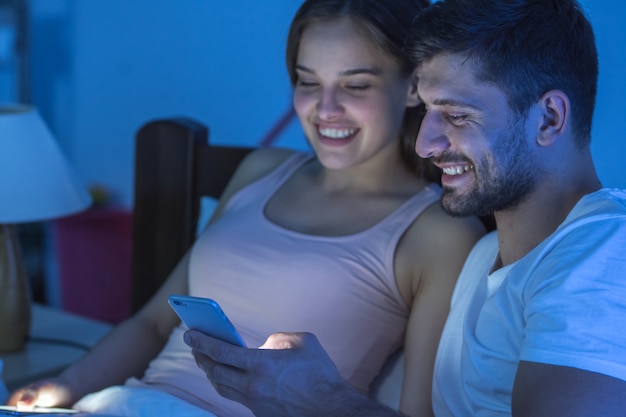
[415,110,450,158]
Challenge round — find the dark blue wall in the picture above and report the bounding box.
[27,0,626,207]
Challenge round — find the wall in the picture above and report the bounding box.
[28,0,626,209]
[29,0,306,208]
[0,4,19,101]
[580,0,626,190]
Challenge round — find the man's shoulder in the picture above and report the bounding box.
[568,188,626,221]
[519,188,626,277]
[471,231,499,255]
[458,231,499,275]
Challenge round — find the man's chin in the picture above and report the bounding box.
[441,191,486,218]
[441,198,469,217]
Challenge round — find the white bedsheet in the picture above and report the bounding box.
[74,386,216,417]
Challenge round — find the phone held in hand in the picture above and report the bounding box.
[168,294,246,347]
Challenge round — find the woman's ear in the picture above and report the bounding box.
[406,72,420,107]
[536,89,569,146]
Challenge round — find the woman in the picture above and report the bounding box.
[8,1,485,416]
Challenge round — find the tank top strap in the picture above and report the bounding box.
[377,183,443,245]
[258,152,315,198]
[225,151,314,211]
[363,183,443,308]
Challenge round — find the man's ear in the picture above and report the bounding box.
[536,90,569,146]
[406,72,420,107]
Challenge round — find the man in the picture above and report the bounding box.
[184,0,626,415]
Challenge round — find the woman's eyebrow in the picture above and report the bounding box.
[295,64,315,74]
[295,64,382,77]
[341,67,382,76]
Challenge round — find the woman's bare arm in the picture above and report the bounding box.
[395,203,485,417]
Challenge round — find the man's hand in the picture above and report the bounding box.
[185,331,394,417]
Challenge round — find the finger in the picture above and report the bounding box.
[191,349,251,403]
[7,384,43,407]
[184,330,250,369]
[7,389,29,407]
[259,332,307,349]
[192,349,244,385]
[9,380,70,408]
[16,392,36,408]
[185,332,256,400]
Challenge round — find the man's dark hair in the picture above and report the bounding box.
[407,0,598,147]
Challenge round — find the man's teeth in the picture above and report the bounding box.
[442,165,474,175]
[319,128,356,139]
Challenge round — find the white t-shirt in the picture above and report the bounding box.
[433,188,626,416]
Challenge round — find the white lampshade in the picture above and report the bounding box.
[0,104,92,223]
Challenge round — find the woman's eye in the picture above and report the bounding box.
[296,79,319,88]
[345,84,370,91]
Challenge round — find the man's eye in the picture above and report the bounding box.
[447,114,467,124]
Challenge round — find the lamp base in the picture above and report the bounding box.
[0,224,31,353]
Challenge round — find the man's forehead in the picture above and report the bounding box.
[416,53,479,79]
[416,54,506,109]
[416,55,477,99]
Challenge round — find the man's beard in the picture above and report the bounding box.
[440,118,539,217]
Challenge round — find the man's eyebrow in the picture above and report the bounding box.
[430,97,482,110]
[295,64,382,76]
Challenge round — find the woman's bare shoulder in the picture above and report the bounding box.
[410,202,486,255]
[394,194,486,301]
[234,147,301,183]
[216,147,303,209]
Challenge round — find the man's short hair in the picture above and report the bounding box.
[407,0,598,146]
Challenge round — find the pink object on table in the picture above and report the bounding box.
[52,208,132,323]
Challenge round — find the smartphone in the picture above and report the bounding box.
[0,406,78,415]
[168,294,246,347]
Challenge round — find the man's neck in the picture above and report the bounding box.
[493,175,601,268]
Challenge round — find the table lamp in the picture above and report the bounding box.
[0,103,92,353]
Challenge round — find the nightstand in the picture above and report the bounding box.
[0,304,112,391]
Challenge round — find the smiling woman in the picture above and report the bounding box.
[292,18,417,173]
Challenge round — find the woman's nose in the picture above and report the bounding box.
[316,88,343,120]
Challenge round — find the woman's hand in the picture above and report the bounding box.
[6,377,74,409]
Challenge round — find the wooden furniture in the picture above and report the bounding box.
[131,118,254,312]
[0,304,112,391]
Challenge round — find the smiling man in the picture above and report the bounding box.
[186,0,626,416]
[407,0,626,414]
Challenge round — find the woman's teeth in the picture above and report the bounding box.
[319,128,356,139]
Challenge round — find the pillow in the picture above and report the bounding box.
[370,349,404,409]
